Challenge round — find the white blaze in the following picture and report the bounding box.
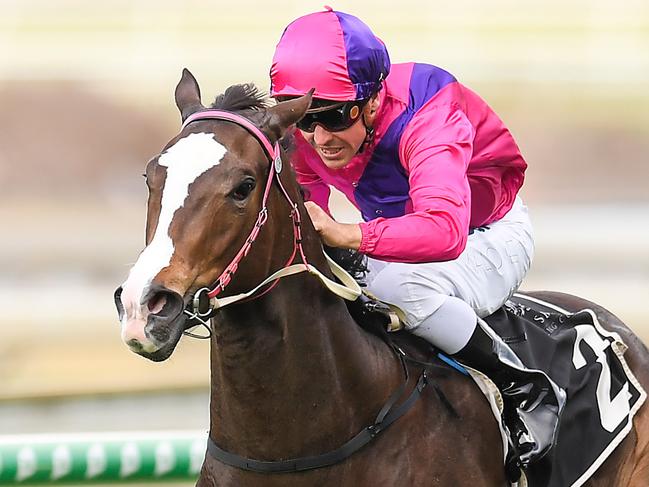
[121,132,227,324]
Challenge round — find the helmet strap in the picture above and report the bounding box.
[358,114,375,154]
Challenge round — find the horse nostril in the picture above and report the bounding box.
[142,286,184,320]
[148,293,168,314]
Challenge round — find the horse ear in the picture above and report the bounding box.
[263,90,314,139]
[175,68,205,121]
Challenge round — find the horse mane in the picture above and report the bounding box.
[210,83,270,112]
[323,246,369,282]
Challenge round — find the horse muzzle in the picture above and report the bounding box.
[114,283,187,361]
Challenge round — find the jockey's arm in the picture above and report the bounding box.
[357,105,474,263]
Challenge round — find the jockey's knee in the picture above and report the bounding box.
[410,295,477,354]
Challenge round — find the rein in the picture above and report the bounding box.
[179,109,429,474]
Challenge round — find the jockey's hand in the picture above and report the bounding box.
[304,201,362,250]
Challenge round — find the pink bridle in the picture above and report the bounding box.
[180,110,310,318]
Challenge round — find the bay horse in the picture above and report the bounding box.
[115,69,649,486]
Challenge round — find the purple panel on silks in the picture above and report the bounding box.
[354,63,457,221]
[333,11,391,100]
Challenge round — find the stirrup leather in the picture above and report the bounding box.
[360,290,405,332]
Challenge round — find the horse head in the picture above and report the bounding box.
[114,69,311,361]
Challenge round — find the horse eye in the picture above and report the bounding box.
[231,178,256,201]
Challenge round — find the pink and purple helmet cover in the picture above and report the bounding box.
[270,7,390,101]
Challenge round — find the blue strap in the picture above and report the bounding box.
[437,352,469,376]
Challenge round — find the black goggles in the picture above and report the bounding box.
[295,99,368,133]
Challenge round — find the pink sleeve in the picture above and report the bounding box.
[358,104,474,263]
[290,134,331,214]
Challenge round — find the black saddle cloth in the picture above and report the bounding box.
[484,293,646,487]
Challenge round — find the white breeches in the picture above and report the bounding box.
[364,197,534,353]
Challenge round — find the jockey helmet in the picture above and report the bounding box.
[270,8,391,102]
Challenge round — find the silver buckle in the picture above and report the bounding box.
[192,287,213,317]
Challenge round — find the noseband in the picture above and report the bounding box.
[179,110,360,333]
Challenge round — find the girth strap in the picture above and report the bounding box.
[207,360,428,474]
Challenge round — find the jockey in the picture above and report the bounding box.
[269,7,565,469]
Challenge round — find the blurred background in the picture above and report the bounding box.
[1,0,647,464]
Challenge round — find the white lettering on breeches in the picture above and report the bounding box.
[364,198,534,348]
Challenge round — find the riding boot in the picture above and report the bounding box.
[451,318,566,469]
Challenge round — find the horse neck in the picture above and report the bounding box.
[208,262,403,459]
